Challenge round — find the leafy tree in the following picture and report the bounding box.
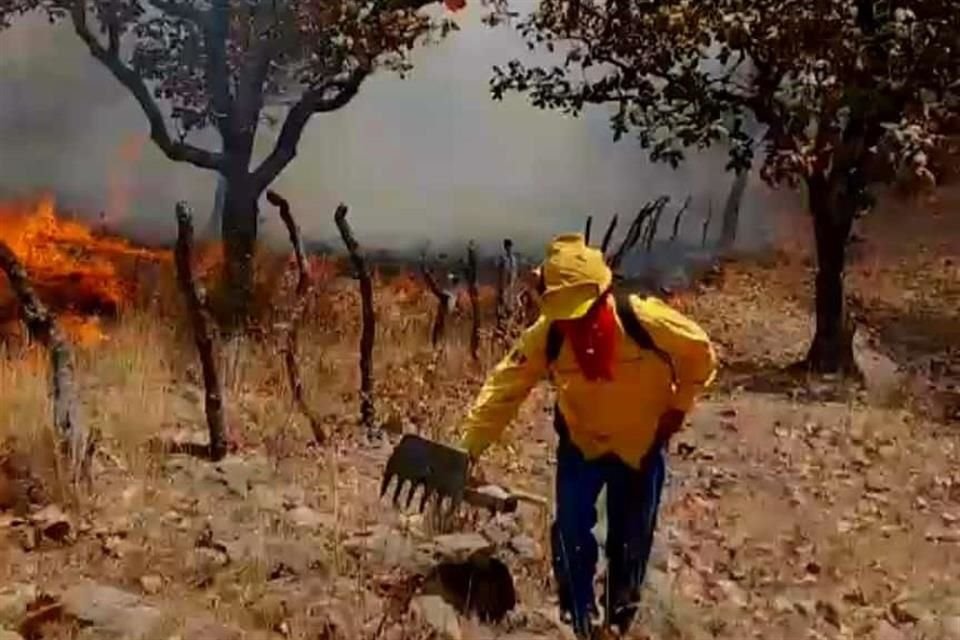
[1,0,459,323]
[487,0,960,373]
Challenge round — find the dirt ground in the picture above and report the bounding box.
[0,190,958,640]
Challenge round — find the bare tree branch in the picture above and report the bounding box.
[70,2,224,172]
[252,69,369,191]
[0,242,92,485]
[174,203,228,461]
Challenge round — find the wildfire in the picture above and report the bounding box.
[0,193,170,345]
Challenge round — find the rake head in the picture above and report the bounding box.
[380,434,469,513]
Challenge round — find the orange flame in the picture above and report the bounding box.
[0,193,170,345]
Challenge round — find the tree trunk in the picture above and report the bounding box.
[805,179,857,374]
[219,181,260,326]
[720,169,749,250]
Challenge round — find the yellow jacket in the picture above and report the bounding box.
[460,294,717,468]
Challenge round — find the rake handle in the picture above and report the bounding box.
[462,484,549,514]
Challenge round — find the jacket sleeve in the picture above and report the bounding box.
[633,296,717,413]
[459,318,549,458]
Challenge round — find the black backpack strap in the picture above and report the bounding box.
[546,322,564,364]
[614,292,676,382]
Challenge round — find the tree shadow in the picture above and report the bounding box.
[146,437,213,460]
[716,360,863,403]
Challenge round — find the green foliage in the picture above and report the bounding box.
[487,0,960,189]
[0,0,454,182]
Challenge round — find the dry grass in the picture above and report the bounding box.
[1,205,959,639]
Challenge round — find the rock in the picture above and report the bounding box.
[250,591,288,630]
[139,575,163,595]
[30,505,73,543]
[942,616,960,639]
[214,458,256,497]
[343,525,422,571]
[301,598,355,640]
[264,539,329,578]
[189,547,229,585]
[61,582,164,640]
[182,618,244,640]
[865,470,888,492]
[872,621,906,640]
[249,486,283,512]
[925,527,960,544]
[287,506,332,531]
[716,579,748,609]
[424,533,493,564]
[411,595,462,640]
[0,584,37,628]
[508,535,541,561]
[794,599,816,617]
[772,596,793,615]
[890,600,924,625]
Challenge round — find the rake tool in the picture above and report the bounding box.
[380,434,547,515]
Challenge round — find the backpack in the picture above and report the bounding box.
[545,291,676,381]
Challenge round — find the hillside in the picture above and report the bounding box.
[0,193,958,640]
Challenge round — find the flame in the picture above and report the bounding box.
[0,193,170,345]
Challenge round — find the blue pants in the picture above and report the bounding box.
[550,415,666,637]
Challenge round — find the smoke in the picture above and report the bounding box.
[0,5,799,259]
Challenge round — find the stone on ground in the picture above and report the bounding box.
[0,583,37,628]
[61,582,164,640]
[411,595,462,640]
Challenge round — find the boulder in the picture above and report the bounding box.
[0,584,37,628]
[61,582,164,640]
[411,595,461,640]
[182,618,245,640]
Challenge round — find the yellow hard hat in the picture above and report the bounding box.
[538,233,612,320]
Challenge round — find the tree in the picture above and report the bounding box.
[1,0,459,323]
[487,0,960,373]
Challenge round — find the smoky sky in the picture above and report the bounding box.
[0,3,797,256]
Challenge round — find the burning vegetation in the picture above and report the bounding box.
[0,194,171,344]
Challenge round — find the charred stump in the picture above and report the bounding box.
[494,239,517,341]
[642,198,668,251]
[670,197,692,243]
[0,242,92,484]
[721,169,749,250]
[466,241,480,362]
[701,202,714,248]
[266,191,326,445]
[608,197,668,270]
[420,256,450,347]
[174,203,228,462]
[600,214,618,254]
[335,205,376,433]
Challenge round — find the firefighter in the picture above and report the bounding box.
[459,233,717,638]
